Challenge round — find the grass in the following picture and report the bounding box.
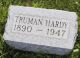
[0,0,80,58]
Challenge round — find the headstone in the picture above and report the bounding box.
[3,5,78,55]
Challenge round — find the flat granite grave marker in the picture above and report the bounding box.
[3,5,78,55]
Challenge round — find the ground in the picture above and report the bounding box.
[0,0,80,58]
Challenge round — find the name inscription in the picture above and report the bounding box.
[12,15,69,39]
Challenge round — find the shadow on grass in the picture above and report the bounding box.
[77,32,80,58]
[0,21,6,35]
[76,31,80,43]
[78,49,80,58]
